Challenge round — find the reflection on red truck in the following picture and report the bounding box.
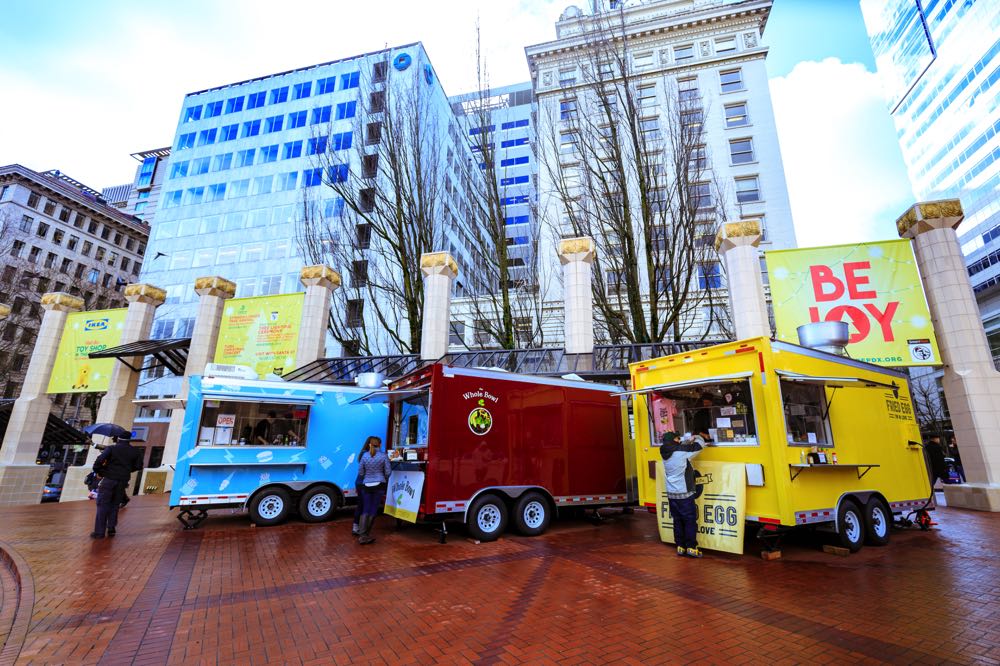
[369,364,635,541]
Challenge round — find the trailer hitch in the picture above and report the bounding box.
[177,508,208,530]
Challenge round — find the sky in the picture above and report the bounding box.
[0,0,915,248]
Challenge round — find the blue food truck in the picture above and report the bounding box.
[170,368,388,528]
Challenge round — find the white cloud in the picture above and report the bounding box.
[769,58,915,247]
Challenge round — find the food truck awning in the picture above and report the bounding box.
[132,397,185,411]
[200,391,315,406]
[349,389,427,405]
[774,370,899,391]
[617,372,755,397]
[89,338,191,376]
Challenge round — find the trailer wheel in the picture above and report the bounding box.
[513,492,551,537]
[299,485,340,523]
[836,499,865,553]
[249,487,291,526]
[864,498,891,546]
[467,494,508,542]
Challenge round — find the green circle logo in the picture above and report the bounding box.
[468,407,492,435]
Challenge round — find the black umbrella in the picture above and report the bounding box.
[83,423,131,439]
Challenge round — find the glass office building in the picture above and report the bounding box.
[862,0,1000,359]
[137,43,473,401]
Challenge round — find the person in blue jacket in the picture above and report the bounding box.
[660,429,707,558]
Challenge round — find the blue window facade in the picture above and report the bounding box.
[501,119,529,129]
[247,91,266,109]
[220,124,239,141]
[225,96,244,114]
[293,82,312,100]
[207,183,227,202]
[197,128,217,146]
[500,175,529,186]
[336,101,357,120]
[191,157,210,175]
[264,116,284,133]
[505,215,530,225]
[283,141,303,159]
[500,156,529,167]
[259,145,279,163]
[269,86,289,104]
[184,105,202,122]
[329,164,349,183]
[136,156,158,188]
[470,125,494,135]
[212,153,233,172]
[340,72,360,89]
[288,110,307,129]
[500,137,529,148]
[177,133,196,150]
[332,132,353,151]
[303,168,323,187]
[317,76,337,94]
[312,106,332,125]
[236,149,255,167]
[205,101,223,118]
[307,136,328,155]
[169,161,189,179]
[698,263,722,289]
[242,119,261,137]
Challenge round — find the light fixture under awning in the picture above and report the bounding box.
[616,371,755,397]
[349,388,427,405]
[775,370,898,391]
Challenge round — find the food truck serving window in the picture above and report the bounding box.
[197,399,310,447]
[392,391,429,450]
[649,379,757,447]
[779,381,832,447]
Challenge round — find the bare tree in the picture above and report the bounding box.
[451,28,550,350]
[297,59,454,356]
[910,372,950,438]
[538,10,732,344]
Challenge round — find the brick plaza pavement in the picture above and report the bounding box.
[0,495,998,665]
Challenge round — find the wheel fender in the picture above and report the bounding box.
[833,491,875,533]
[462,486,554,522]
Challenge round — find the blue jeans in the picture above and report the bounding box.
[360,483,385,517]
[669,496,698,549]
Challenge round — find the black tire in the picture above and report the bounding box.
[512,492,551,537]
[249,487,292,526]
[836,499,865,552]
[864,498,892,546]
[466,494,508,542]
[299,485,340,523]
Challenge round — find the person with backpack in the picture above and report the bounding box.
[660,429,707,558]
[91,436,143,538]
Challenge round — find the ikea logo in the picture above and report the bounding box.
[84,319,109,331]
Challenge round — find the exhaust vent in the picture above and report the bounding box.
[796,321,849,356]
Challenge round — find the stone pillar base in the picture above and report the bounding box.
[942,483,1000,512]
[0,464,49,507]
[59,466,94,502]
[140,466,173,496]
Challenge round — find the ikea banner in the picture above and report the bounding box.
[47,309,128,394]
[656,460,746,555]
[765,240,940,367]
[214,292,304,378]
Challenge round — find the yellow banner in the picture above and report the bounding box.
[656,460,746,555]
[384,470,424,523]
[214,292,304,378]
[765,240,941,367]
[47,309,128,394]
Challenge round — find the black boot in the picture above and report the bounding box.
[358,515,376,544]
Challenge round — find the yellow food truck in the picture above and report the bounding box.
[628,336,932,552]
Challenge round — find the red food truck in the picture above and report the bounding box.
[361,363,635,541]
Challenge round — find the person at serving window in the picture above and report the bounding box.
[660,430,706,558]
[253,411,277,445]
[355,436,391,545]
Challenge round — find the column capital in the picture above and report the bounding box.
[558,236,595,265]
[124,283,167,306]
[420,252,459,279]
[40,292,84,312]
[715,220,762,253]
[300,265,342,290]
[194,276,236,299]
[0,303,10,320]
[897,199,964,238]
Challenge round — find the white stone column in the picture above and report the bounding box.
[0,293,83,506]
[419,252,459,361]
[295,265,341,370]
[142,276,235,494]
[61,284,165,502]
[898,199,1000,511]
[559,237,596,354]
[715,220,771,340]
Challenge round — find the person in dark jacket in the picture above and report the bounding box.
[660,430,706,558]
[355,436,391,545]
[91,437,143,538]
[925,435,947,490]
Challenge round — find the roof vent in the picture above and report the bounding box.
[355,372,385,389]
[204,363,258,380]
[796,322,849,356]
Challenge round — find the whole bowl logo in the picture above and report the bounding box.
[468,407,492,436]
